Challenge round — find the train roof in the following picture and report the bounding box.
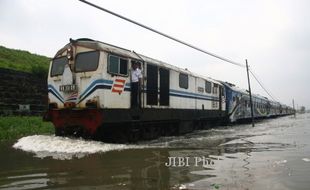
[222,82,292,107]
[54,38,293,110]
[221,82,270,101]
[56,38,222,85]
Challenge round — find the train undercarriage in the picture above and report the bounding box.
[44,108,227,143]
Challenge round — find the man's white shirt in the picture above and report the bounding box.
[131,68,142,82]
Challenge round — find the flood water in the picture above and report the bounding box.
[1,113,310,190]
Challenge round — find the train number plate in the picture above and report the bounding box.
[59,84,78,92]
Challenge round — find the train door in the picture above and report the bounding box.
[146,64,170,106]
[159,68,169,106]
[219,86,222,111]
[146,64,158,105]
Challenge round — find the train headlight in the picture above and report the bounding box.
[67,47,73,60]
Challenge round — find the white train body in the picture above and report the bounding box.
[46,39,226,136]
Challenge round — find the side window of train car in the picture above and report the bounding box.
[75,51,100,72]
[205,81,212,93]
[213,84,218,94]
[179,73,188,89]
[51,56,68,77]
[220,86,224,96]
[108,55,128,76]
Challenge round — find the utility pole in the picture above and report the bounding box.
[292,99,296,118]
[246,60,254,127]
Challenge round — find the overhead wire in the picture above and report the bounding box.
[249,69,278,102]
[79,0,245,68]
[79,0,279,102]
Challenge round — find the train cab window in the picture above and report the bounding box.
[205,81,212,93]
[213,84,218,94]
[108,55,128,76]
[51,56,68,77]
[179,73,188,89]
[75,51,99,72]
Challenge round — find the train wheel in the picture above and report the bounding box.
[81,129,92,140]
[161,122,178,136]
[55,127,65,137]
[127,127,140,143]
[141,125,159,140]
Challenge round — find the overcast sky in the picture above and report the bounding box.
[0,0,309,109]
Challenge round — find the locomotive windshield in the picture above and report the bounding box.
[51,56,68,77]
[75,51,99,72]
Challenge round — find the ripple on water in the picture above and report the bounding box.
[0,173,49,190]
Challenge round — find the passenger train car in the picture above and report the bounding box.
[45,38,227,141]
[222,82,295,123]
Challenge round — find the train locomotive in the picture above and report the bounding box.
[44,38,294,142]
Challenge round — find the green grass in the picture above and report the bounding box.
[0,116,54,140]
[0,45,50,77]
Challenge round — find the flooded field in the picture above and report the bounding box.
[1,113,310,190]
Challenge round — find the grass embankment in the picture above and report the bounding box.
[0,46,53,140]
[0,116,54,140]
[0,45,50,76]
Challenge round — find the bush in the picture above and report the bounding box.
[31,64,48,78]
[0,45,50,74]
[0,116,54,140]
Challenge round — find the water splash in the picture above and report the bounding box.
[13,135,149,160]
[302,158,310,162]
[274,160,287,165]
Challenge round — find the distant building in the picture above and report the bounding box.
[299,106,306,114]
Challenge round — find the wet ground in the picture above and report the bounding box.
[0,113,310,190]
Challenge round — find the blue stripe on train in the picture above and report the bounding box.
[79,79,113,100]
[78,79,219,101]
[78,84,111,103]
[48,79,220,104]
[48,85,64,103]
[170,89,219,101]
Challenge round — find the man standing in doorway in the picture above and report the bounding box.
[131,61,142,108]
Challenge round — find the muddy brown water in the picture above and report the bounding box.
[0,113,310,190]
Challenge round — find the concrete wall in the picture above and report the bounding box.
[0,68,47,115]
